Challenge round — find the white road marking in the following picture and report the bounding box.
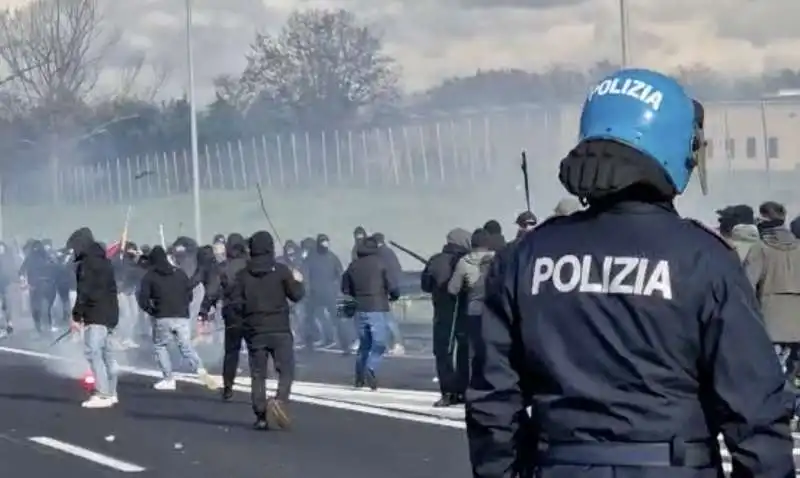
[0,345,465,429]
[28,436,145,472]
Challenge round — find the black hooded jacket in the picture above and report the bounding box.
[200,232,248,318]
[136,246,193,319]
[66,227,119,327]
[341,237,400,312]
[19,240,58,290]
[230,231,304,333]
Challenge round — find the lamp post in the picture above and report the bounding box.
[185,0,202,241]
[619,0,630,67]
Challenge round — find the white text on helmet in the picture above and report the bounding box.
[530,255,672,299]
[588,78,663,112]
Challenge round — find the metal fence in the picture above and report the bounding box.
[5,100,800,207]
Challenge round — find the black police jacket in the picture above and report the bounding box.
[466,201,794,478]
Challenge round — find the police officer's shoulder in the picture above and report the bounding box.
[682,218,735,251]
[530,211,585,232]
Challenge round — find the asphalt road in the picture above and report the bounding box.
[0,345,468,477]
[1,333,799,477]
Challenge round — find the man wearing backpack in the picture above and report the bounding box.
[445,228,495,405]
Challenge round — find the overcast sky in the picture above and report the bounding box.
[0,0,792,102]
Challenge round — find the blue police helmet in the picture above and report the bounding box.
[579,68,697,194]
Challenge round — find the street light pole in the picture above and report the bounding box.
[619,0,630,67]
[185,0,202,241]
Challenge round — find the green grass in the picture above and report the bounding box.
[5,186,521,269]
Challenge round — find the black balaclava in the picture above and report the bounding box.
[316,234,330,253]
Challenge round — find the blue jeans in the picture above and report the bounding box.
[83,324,119,397]
[152,317,203,379]
[354,311,390,376]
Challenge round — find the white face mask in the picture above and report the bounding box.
[212,244,225,256]
[320,241,329,248]
[301,251,308,259]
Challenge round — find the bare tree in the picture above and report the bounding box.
[0,0,120,122]
[234,8,400,129]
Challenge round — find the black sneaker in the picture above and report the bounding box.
[253,414,269,431]
[221,386,233,401]
[365,369,378,391]
[433,394,456,408]
[354,374,365,389]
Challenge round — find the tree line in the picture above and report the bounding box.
[0,0,798,176]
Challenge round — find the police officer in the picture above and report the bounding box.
[466,68,794,478]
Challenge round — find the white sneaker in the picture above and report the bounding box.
[391,344,406,356]
[197,369,220,390]
[110,396,119,404]
[81,395,115,408]
[153,379,177,391]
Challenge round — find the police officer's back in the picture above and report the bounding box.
[466,69,794,478]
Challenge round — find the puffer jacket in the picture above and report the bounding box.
[446,249,494,316]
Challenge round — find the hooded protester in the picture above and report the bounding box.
[136,246,218,392]
[230,230,304,430]
[65,227,119,409]
[482,220,506,252]
[745,201,800,380]
[420,227,471,407]
[370,232,405,354]
[200,232,249,401]
[277,240,306,341]
[513,210,538,240]
[113,241,145,349]
[212,234,226,263]
[304,233,347,352]
[717,204,758,261]
[351,226,368,262]
[341,235,400,390]
[195,245,222,331]
[19,239,58,335]
[447,228,495,319]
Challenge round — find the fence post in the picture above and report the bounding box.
[449,120,459,184]
[347,130,355,180]
[152,152,161,196]
[171,151,179,192]
[483,115,491,174]
[260,135,272,187]
[276,134,285,187]
[204,144,213,190]
[251,136,262,186]
[321,130,329,186]
[226,142,237,190]
[115,158,122,203]
[144,154,153,196]
[182,149,190,192]
[237,139,248,189]
[79,166,89,208]
[416,125,429,184]
[402,126,414,186]
[435,122,445,182]
[387,127,400,185]
[360,130,370,186]
[125,156,133,202]
[334,130,342,184]
[467,118,475,182]
[163,152,172,196]
[304,131,312,184]
[288,133,298,185]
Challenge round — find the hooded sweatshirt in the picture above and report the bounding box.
[201,232,249,318]
[341,236,400,312]
[744,225,800,341]
[66,227,119,327]
[136,246,193,319]
[230,230,304,333]
[421,228,471,322]
[447,229,495,316]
